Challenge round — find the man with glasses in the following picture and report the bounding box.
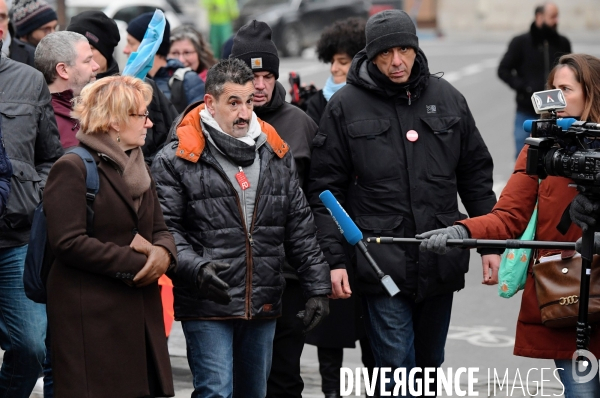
[0,0,35,66]
[11,0,58,47]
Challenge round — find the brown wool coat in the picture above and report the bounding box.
[459,146,600,360]
[43,146,176,398]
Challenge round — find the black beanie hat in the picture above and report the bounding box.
[127,12,171,57]
[12,0,57,38]
[230,20,279,79]
[67,11,120,64]
[365,10,418,61]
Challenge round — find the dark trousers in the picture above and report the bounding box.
[266,280,306,398]
[318,336,376,395]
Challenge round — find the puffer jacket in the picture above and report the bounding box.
[0,54,63,247]
[308,49,496,301]
[151,103,331,320]
[152,59,205,113]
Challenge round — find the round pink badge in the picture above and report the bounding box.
[406,130,419,142]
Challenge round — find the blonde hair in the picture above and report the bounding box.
[72,75,153,134]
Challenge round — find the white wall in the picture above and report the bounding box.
[438,0,600,32]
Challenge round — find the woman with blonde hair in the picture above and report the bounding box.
[43,75,176,397]
[169,25,217,82]
[419,53,600,397]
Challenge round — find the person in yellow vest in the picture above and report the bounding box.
[203,0,238,58]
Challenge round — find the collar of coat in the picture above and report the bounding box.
[175,102,289,163]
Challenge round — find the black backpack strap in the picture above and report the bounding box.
[67,147,99,236]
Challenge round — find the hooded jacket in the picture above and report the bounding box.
[143,77,179,165]
[51,90,78,149]
[0,53,63,247]
[498,23,571,112]
[151,103,331,319]
[254,81,317,189]
[308,49,496,300]
[152,58,205,113]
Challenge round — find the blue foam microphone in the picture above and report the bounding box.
[319,190,400,297]
[523,118,577,133]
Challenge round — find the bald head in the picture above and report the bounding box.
[535,2,559,29]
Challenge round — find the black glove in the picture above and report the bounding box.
[416,225,469,255]
[196,261,232,305]
[570,194,600,232]
[296,296,329,334]
[575,233,600,254]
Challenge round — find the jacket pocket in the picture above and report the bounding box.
[433,210,470,282]
[5,159,42,230]
[421,116,461,180]
[354,214,406,286]
[346,119,398,182]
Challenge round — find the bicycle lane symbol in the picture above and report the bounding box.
[446,325,515,348]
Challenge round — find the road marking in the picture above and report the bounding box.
[447,325,515,347]
[444,57,498,83]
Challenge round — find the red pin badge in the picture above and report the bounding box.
[406,130,419,142]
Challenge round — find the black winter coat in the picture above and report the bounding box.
[498,23,571,112]
[307,49,496,301]
[7,22,35,67]
[306,90,327,127]
[254,82,318,189]
[152,103,331,319]
[143,78,179,165]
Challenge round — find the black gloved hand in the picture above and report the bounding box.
[570,194,600,232]
[416,225,469,255]
[575,233,600,254]
[296,296,329,334]
[196,261,232,305]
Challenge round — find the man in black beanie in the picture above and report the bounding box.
[230,20,326,398]
[307,9,498,394]
[67,10,120,78]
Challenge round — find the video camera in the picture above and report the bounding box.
[524,89,600,184]
[289,72,318,111]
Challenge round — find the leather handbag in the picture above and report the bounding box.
[533,252,600,328]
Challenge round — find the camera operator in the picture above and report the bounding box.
[419,53,600,397]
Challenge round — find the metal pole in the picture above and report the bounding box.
[366,237,576,250]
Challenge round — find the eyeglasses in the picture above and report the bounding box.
[169,50,197,58]
[0,13,9,23]
[129,110,149,123]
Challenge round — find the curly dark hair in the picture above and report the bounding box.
[315,17,367,63]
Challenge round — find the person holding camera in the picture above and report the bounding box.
[419,54,600,397]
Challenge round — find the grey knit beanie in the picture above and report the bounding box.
[365,10,418,61]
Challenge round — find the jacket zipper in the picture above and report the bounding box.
[245,154,272,318]
[239,166,249,229]
[205,153,272,319]
[406,89,412,106]
[204,158,253,318]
